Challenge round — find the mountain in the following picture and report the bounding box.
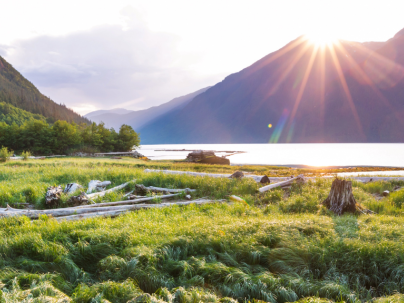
[139,29,404,143]
[85,108,134,119]
[0,56,88,124]
[85,87,210,130]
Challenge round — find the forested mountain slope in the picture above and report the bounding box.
[0,102,46,125]
[139,28,404,143]
[0,56,89,124]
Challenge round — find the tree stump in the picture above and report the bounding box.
[322,179,357,215]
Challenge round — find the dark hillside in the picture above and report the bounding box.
[0,56,89,124]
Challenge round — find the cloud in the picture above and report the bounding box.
[2,9,221,114]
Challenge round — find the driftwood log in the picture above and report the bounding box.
[0,199,221,221]
[147,186,195,193]
[258,175,304,193]
[72,193,181,208]
[86,181,134,199]
[56,199,220,221]
[322,179,357,215]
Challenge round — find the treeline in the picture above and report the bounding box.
[0,56,89,124]
[0,120,140,155]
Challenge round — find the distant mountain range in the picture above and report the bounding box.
[136,28,404,143]
[0,56,88,124]
[84,87,210,130]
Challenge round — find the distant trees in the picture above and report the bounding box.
[0,120,140,155]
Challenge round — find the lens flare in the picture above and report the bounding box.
[269,109,289,143]
[268,124,272,128]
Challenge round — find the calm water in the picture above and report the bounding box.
[139,144,404,167]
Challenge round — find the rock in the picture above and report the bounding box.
[383,190,390,197]
[135,184,150,195]
[230,171,244,179]
[66,192,89,206]
[64,183,83,194]
[186,150,230,165]
[260,175,270,184]
[46,186,63,206]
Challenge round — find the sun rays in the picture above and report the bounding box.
[268,34,404,143]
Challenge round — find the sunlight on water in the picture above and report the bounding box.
[139,144,404,167]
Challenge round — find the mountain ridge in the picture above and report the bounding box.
[85,87,211,130]
[138,30,404,143]
[0,56,89,124]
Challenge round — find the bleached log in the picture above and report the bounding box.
[56,200,221,221]
[6,204,25,211]
[86,181,134,199]
[72,193,181,208]
[0,204,137,219]
[147,186,195,193]
[56,209,128,221]
[258,175,304,193]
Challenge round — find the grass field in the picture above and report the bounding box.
[1,157,404,302]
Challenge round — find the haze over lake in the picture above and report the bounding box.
[139,144,404,167]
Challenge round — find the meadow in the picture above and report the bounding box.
[1,157,404,302]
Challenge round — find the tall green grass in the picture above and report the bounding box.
[1,158,404,302]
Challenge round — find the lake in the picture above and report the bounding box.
[139,144,404,168]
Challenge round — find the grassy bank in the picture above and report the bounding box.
[1,157,404,302]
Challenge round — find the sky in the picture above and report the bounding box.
[0,0,403,115]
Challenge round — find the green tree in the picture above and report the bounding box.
[117,125,140,151]
[52,120,82,154]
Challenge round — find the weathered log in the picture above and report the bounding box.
[258,175,304,193]
[56,200,221,221]
[146,186,195,193]
[56,209,128,221]
[0,200,220,220]
[0,204,137,219]
[322,179,357,215]
[86,181,134,199]
[72,193,181,208]
[46,186,63,206]
[3,205,25,211]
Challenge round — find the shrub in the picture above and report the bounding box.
[0,146,13,162]
[21,150,32,160]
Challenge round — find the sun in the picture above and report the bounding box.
[305,30,339,46]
